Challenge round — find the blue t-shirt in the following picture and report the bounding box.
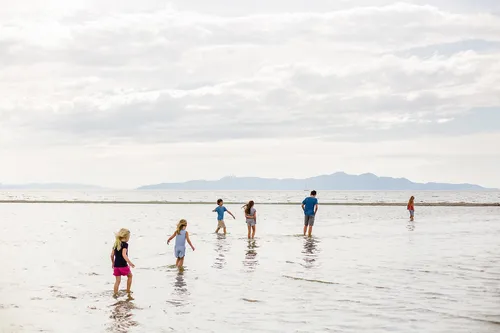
[302,197,318,216]
[215,206,227,220]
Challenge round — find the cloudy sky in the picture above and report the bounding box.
[1,0,499,188]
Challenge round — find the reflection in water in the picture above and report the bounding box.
[108,297,138,333]
[174,270,188,296]
[243,240,259,272]
[167,270,190,313]
[407,221,416,232]
[302,237,320,269]
[212,234,230,269]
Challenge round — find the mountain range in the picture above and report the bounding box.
[137,172,492,191]
[0,173,493,191]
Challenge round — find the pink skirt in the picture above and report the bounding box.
[113,266,131,276]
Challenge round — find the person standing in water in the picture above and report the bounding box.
[407,196,415,221]
[243,200,257,239]
[213,199,235,234]
[167,219,195,268]
[301,190,318,237]
[110,228,135,298]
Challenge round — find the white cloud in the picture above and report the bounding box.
[0,0,499,187]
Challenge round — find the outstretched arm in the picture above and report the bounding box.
[186,232,195,251]
[227,210,236,219]
[167,231,176,244]
[122,248,135,268]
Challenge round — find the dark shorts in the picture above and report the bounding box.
[304,215,315,226]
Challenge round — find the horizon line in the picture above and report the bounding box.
[1,200,499,207]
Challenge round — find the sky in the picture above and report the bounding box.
[1,0,499,189]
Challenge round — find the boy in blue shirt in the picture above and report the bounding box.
[301,190,318,237]
[213,199,235,234]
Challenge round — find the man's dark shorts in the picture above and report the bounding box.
[304,215,315,226]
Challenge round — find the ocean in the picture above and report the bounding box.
[0,190,499,332]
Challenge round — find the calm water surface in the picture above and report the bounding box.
[1,202,499,332]
[1,189,500,204]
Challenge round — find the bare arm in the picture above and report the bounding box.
[314,204,318,215]
[228,210,235,219]
[245,210,256,219]
[122,248,135,268]
[186,231,195,251]
[167,231,176,244]
[110,248,115,268]
[301,204,305,211]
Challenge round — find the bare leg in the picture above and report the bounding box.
[176,257,181,267]
[251,226,256,239]
[126,273,133,294]
[308,226,313,237]
[223,227,227,235]
[303,225,307,236]
[114,276,121,296]
[178,257,185,267]
[247,225,251,239]
[215,227,220,233]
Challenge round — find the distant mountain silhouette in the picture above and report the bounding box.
[137,172,491,190]
[0,183,103,190]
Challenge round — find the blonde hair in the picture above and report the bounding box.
[176,219,187,235]
[113,228,130,251]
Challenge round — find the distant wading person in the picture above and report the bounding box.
[167,219,195,268]
[302,190,318,237]
[242,200,257,239]
[213,199,236,234]
[407,196,415,221]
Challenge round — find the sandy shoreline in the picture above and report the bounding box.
[0,200,498,206]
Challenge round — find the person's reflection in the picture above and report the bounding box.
[212,234,229,269]
[407,221,416,232]
[302,237,320,269]
[168,269,190,313]
[243,240,259,272]
[174,270,188,296]
[109,296,138,333]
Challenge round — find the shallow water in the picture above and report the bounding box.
[1,189,500,204]
[1,202,499,332]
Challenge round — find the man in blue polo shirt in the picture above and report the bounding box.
[301,190,318,237]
